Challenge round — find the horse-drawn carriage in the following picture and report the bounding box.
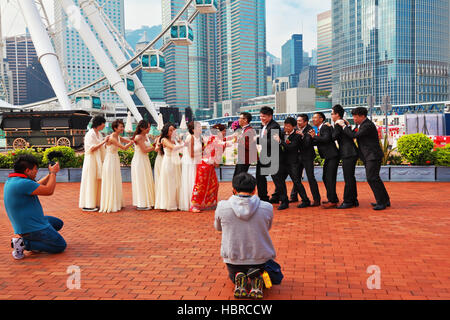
[0,110,92,149]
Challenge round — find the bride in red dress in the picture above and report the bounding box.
[190,124,228,213]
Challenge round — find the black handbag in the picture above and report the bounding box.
[264,259,284,285]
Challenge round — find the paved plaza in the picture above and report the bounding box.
[0,181,449,300]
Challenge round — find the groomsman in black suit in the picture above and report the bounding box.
[329,105,359,209]
[338,107,390,211]
[273,117,311,210]
[309,112,340,209]
[256,107,282,203]
[289,114,321,207]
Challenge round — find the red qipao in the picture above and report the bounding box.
[190,136,221,211]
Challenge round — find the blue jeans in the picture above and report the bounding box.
[22,216,66,254]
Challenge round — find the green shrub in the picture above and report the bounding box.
[397,134,434,165]
[0,153,13,169]
[42,146,77,168]
[314,150,324,166]
[118,147,134,166]
[433,145,450,167]
[8,148,45,168]
[149,150,157,167]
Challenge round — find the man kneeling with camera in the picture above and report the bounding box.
[4,155,66,259]
[214,173,277,299]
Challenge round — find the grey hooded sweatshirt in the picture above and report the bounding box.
[214,195,276,265]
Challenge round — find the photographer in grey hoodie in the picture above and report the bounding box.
[215,173,276,299]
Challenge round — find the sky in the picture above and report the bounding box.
[1,0,331,58]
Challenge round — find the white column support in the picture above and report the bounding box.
[58,0,142,121]
[80,0,158,123]
[18,0,71,110]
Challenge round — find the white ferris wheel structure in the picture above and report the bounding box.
[0,0,217,123]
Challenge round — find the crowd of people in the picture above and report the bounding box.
[4,104,390,300]
[78,116,230,213]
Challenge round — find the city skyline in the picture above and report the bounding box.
[0,0,329,58]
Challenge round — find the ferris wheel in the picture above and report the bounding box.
[0,0,218,123]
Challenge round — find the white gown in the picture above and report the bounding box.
[79,129,105,209]
[131,137,155,208]
[179,135,202,211]
[99,143,123,213]
[155,139,181,211]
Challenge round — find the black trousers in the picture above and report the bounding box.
[273,162,309,204]
[234,164,251,177]
[256,163,277,202]
[290,159,321,202]
[342,156,358,204]
[365,159,390,205]
[322,157,339,203]
[227,263,267,283]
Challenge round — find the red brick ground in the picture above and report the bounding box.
[0,181,449,300]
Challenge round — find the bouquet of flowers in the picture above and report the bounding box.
[231,120,240,131]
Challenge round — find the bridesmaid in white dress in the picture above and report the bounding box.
[179,121,203,211]
[154,136,163,189]
[156,123,187,211]
[79,116,109,212]
[131,120,155,210]
[99,119,133,213]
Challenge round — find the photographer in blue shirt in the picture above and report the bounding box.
[4,155,66,259]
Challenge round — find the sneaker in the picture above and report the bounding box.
[11,238,25,260]
[249,275,264,299]
[82,208,99,212]
[234,272,248,299]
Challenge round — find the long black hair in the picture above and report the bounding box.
[132,120,149,140]
[159,122,175,155]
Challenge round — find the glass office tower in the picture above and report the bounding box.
[216,0,267,102]
[332,0,449,107]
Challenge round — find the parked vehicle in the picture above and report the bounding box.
[0,110,92,149]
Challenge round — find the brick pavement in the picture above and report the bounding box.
[0,181,449,300]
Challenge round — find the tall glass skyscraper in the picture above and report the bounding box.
[216,0,267,102]
[54,0,124,103]
[317,10,332,92]
[281,34,303,88]
[332,0,449,107]
[162,0,217,118]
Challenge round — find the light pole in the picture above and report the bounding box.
[381,95,392,138]
[367,95,375,121]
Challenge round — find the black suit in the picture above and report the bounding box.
[312,124,339,204]
[332,124,358,204]
[343,118,390,205]
[273,131,310,205]
[290,124,321,202]
[233,125,257,177]
[256,119,282,201]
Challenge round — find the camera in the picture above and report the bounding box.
[47,151,64,166]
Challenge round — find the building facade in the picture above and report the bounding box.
[54,0,125,104]
[299,66,318,89]
[216,0,267,103]
[5,35,37,105]
[332,0,450,107]
[162,0,217,119]
[281,34,303,88]
[317,10,332,92]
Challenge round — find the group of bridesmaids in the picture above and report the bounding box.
[78,116,226,213]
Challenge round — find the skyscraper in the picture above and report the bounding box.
[54,0,125,103]
[281,34,303,88]
[162,0,217,119]
[317,10,332,92]
[5,35,37,105]
[332,0,449,107]
[216,0,267,102]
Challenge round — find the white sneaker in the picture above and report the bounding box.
[82,207,99,212]
[11,238,25,260]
